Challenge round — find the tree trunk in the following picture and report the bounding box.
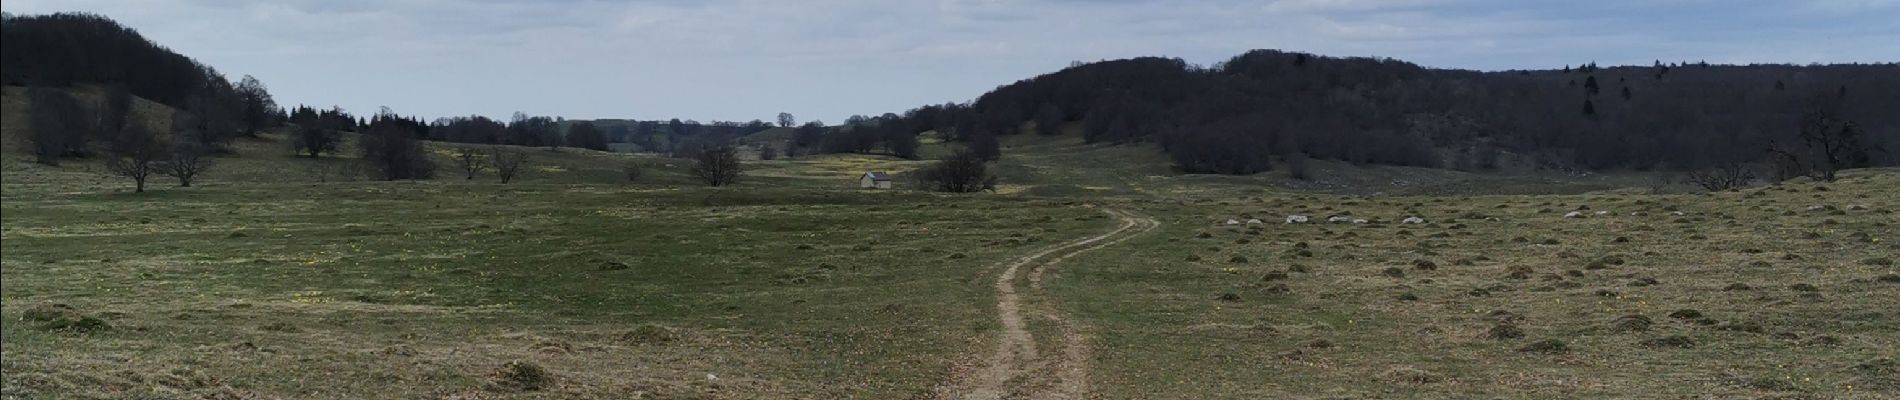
[135,178,145,193]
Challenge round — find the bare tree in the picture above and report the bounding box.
[1768,107,1870,182]
[103,124,167,193]
[1685,161,1755,191]
[491,146,528,183]
[290,124,339,157]
[454,147,487,179]
[161,141,215,187]
[915,148,997,192]
[622,161,643,183]
[691,144,743,186]
[234,75,280,136]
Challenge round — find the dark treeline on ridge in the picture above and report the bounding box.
[7,12,1897,183]
[901,50,1899,176]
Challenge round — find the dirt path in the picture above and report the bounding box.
[938,208,1158,400]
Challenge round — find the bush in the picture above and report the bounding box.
[691,144,743,186]
[491,361,553,391]
[915,148,997,193]
[622,161,643,183]
[1518,339,1569,354]
[360,116,434,180]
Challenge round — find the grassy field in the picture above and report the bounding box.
[1056,173,1899,399]
[3,92,1897,399]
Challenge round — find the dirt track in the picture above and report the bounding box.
[938,208,1159,400]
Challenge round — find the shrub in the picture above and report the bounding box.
[1610,315,1653,333]
[1486,324,1525,340]
[491,361,554,391]
[1513,338,1567,354]
[915,148,997,193]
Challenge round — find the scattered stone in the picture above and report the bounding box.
[1401,216,1426,224]
[1564,211,1587,219]
[1285,215,1310,224]
[1246,218,1264,225]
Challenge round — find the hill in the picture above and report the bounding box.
[861,51,1900,177]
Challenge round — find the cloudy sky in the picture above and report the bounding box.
[5,0,1896,123]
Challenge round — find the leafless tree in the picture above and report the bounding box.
[1765,107,1870,182]
[1684,161,1755,191]
[491,146,528,183]
[622,161,643,183]
[160,141,215,187]
[691,144,743,186]
[103,124,167,193]
[915,148,997,192]
[454,147,487,179]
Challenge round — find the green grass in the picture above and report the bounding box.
[4,88,1897,398]
[1,163,1114,398]
[1055,172,1900,398]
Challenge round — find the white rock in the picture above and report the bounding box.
[1671,211,1686,216]
[1401,216,1425,224]
[1246,218,1264,225]
[1595,211,1610,216]
[1807,205,1828,211]
[1564,211,1587,218]
[1285,215,1310,224]
[1327,216,1353,223]
[1224,219,1240,225]
[1352,219,1369,224]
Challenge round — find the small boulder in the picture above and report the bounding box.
[1285,215,1310,224]
[1401,216,1426,224]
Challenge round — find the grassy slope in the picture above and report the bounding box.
[4,87,1897,399]
[0,89,1118,398]
[1057,172,1899,399]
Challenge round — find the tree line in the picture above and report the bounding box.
[876,50,1896,179]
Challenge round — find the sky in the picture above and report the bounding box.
[4,0,1897,123]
